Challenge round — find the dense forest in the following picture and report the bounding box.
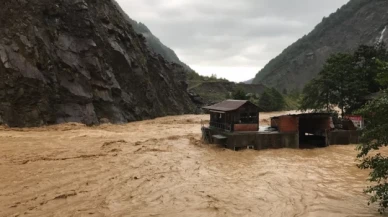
[253,0,388,91]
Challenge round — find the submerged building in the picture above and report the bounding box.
[203,100,260,132]
[202,100,361,151]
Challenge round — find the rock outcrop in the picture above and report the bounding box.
[0,0,196,127]
[253,0,388,91]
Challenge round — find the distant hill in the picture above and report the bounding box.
[188,81,268,105]
[253,0,388,91]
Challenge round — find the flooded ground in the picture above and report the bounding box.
[0,112,386,217]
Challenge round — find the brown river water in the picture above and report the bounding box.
[0,112,387,217]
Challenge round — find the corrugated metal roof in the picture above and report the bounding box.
[203,100,250,112]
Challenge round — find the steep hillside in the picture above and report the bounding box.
[253,0,388,91]
[0,0,196,127]
[112,1,192,71]
[243,78,254,84]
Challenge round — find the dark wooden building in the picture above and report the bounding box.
[203,100,260,132]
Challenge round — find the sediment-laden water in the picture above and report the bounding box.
[0,113,385,217]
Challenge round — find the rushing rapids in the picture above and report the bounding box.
[0,112,386,217]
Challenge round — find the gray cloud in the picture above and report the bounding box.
[117,0,350,81]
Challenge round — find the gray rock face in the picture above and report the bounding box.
[253,0,388,91]
[111,1,189,69]
[0,0,196,127]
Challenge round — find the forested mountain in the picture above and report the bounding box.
[253,0,388,91]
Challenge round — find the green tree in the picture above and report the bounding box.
[357,90,388,214]
[347,43,388,113]
[357,60,388,214]
[209,74,218,81]
[353,43,388,93]
[258,89,286,112]
[300,78,333,112]
[330,53,363,116]
[232,88,247,100]
[289,88,301,100]
[258,90,273,111]
[377,60,388,88]
[300,52,366,116]
[270,88,286,111]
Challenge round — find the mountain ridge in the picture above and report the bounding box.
[112,1,193,71]
[253,0,388,91]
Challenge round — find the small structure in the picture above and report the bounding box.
[202,100,299,150]
[201,104,361,151]
[271,113,333,147]
[271,113,361,147]
[203,100,259,132]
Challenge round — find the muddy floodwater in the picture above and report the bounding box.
[0,112,386,217]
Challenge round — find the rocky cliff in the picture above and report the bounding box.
[111,1,191,70]
[253,0,388,91]
[0,0,196,127]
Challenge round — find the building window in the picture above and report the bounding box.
[239,113,257,124]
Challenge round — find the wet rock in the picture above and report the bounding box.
[0,0,196,127]
[19,35,32,48]
[72,0,89,10]
[1,45,46,82]
[11,43,19,52]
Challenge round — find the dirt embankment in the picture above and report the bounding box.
[0,112,384,217]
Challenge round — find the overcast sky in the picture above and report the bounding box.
[116,0,350,82]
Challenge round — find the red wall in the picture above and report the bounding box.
[278,116,299,133]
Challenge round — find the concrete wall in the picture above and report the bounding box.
[226,132,299,150]
[329,130,361,145]
[234,124,258,132]
[203,127,360,151]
